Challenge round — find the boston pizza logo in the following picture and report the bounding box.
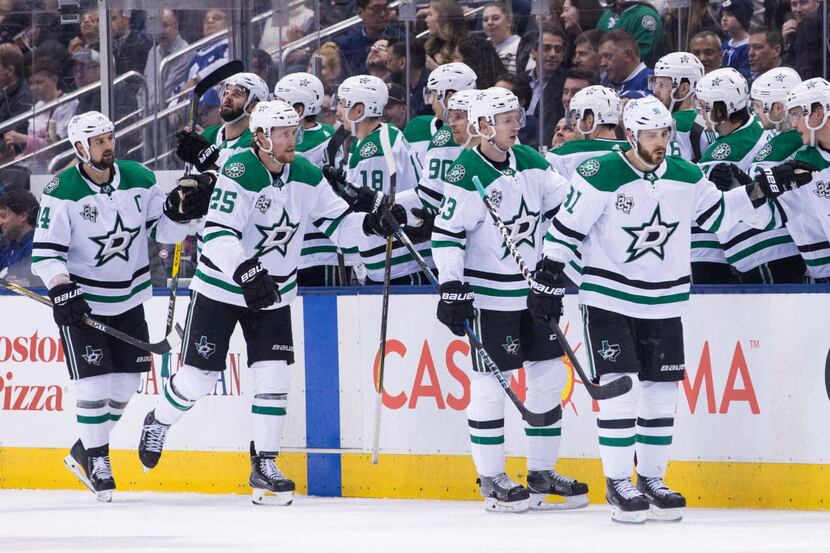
[445,163,466,183]
[224,162,246,179]
[359,142,378,158]
[711,143,732,161]
[578,159,600,178]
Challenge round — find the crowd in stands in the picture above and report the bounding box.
[0,0,829,287]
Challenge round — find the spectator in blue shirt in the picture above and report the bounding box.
[334,0,402,76]
[0,189,39,286]
[720,0,752,80]
[598,29,653,97]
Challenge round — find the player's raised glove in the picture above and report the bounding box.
[322,165,385,213]
[175,130,220,172]
[363,200,407,237]
[404,207,435,243]
[437,280,474,337]
[709,163,751,191]
[527,258,566,323]
[233,258,280,310]
[48,281,91,328]
[164,172,216,222]
[755,160,817,198]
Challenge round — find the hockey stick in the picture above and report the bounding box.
[470,176,632,401]
[0,277,182,355]
[323,123,352,285]
[374,210,561,428]
[371,122,397,464]
[164,59,244,337]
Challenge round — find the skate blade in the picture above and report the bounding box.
[484,497,529,513]
[529,493,589,511]
[64,454,96,495]
[141,464,152,474]
[647,504,684,522]
[251,488,293,506]
[610,505,648,524]
[95,490,113,503]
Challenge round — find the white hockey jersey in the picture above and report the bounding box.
[416,127,463,211]
[433,145,568,311]
[32,161,189,316]
[545,138,628,180]
[403,115,440,167]
[543,151,780,319]
[191,150,365,307]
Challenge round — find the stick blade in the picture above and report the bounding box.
[194,59,244,97]
[522,406,564,428]
[588,375,634,400]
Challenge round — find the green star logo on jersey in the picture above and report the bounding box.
[89,213,141,267]
[501,197,540,258]
[710,143,732,161]
[622,205,678,263]
[359,142,378,158]
[224,162,246,179]
[255,209,299,257]
[432,129,451,147]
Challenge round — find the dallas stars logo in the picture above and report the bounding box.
[89,214,140,267]
[502,336,520,355]
[597,341,620,362]
[359,76,370,84]
[622,204,679,263]
[774,72,786,82]
[445,164,465,183]
[501,197,539,258]
[432,129,451,147]
[359,142,378,158]
[255,209,299,257]
[711,143,732,161]
[81,345,103,366]
[679,54,689,64]
[195,336,216,359]
[298,78,310,87]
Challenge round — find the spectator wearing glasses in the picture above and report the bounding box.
[366,38,391,81]
[335,0,401,76]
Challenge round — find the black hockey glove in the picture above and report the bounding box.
[48,281,91,328]
[755,160,817,198]
[527,258,566,323]
[175,129,220,172]
[709,163,751,192]
[437,280,475,337]
[232,258,280,310]
[322,165,385,213]
[404,207,436,244]
[164,172,217,223]
[363,201,407,237]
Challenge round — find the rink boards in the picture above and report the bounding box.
[1,288,829,509]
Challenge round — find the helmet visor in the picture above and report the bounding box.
[493,108,526,130]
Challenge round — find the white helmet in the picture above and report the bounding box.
[446,89,478,113]
[222,72,270,123]
[785,77,830,146]
[249,100,301,150]
[650,52,705,112]
[337,75,388,135]
[751,67,802,128]
[623,96,674,169]
[274,72,325,117]
[695,68,749,127]
[567,85,621,138]
[469,87,524,151]
[424,62,477,114]
[67,111,114,164]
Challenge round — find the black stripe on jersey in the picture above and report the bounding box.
[304,232,329,241]
[544,206,559,220]
[145,217,159,230]
[551,218,585,242]
[798,241,830,253]
[417,184,443,202]
[695,200,721,227]
[468,418,505,429]
[313,208,351,229]
[71,265,150,289]
[582,266,690,289]
[464,268,525,282]
[200,255,222,272]
[433,226,466,239]
[270,268,298,283]
[636,417,674,428]
[722,227,766,249]
[361,240,406,258]
[771,197,788,226]
[32,241,69,252]
[691,226,710,235]
[596,418,636,429]
[204,221,242,238]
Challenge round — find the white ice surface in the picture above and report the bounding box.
[0,490,829,553]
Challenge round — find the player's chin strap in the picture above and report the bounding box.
[481,126,510,155]
[627,135,659,172]
[343,110,368,137]
[668,85,693,114]
[806,110,830,148]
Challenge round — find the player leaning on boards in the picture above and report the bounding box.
[528,96,812,524]
[31,111,211,502]
[137,100,401,506]
[433,87,589,513]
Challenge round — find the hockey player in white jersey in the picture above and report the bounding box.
[137,100,402,505]
[404,62,477,165]
[647,52,712,161]
[31,111,208,501]
[336,74,433,284]
[696,68,804,284]
[528,96,809,523]
[416,89,479,211]
[432,87,588,513]
[545,85,626,180]
[750,67,802,134]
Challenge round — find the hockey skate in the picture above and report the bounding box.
[636,474,686,522]
[138,410,170,472]
[606,477,649,524]
[527,470,589,511]
[63,440,115,502]
[477,473,530,513]
[249,442,295,506]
